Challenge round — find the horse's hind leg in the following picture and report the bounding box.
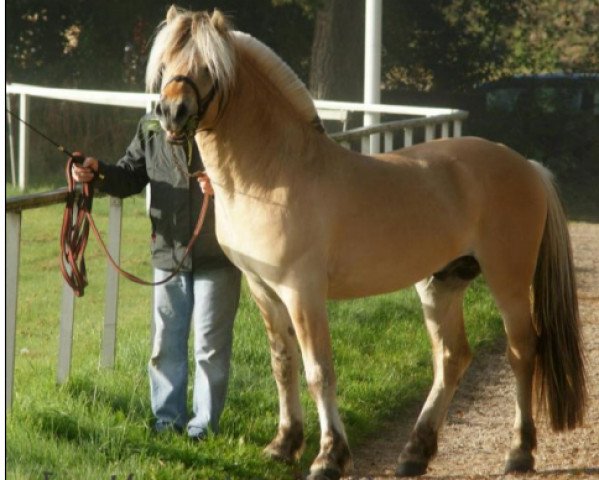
[397,267,475,477]
[482,269,538,473]
[476,210,544,473]
[247,277,305,463]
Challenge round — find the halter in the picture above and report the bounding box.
[161,75,219,137]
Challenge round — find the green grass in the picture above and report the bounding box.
[6,186,504,479]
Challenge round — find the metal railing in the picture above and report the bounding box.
[331,111,468,152]
[5,83,468,409]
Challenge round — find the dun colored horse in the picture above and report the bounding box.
[147,7,586,479]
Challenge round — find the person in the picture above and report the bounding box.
[72,113,241,440]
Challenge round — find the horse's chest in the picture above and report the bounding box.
[213,197,292,275]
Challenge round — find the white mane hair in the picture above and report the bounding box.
[230,31,320,126]
[145,7,236,95]
[145,7,319,127]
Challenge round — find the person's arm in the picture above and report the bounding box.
[72,118,150,198]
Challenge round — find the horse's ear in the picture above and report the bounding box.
[210,9,230,34]
[166,4,179,23]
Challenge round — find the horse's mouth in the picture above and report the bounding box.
[166,130,187,144]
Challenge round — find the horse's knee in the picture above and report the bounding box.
[268,334,299,383]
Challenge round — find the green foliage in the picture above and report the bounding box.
[382,0,520,92]
[7,0,597,93]
[505,0,599,75]
[6,0,314,89]
[6,193,504,479]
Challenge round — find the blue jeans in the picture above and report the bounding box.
[149,266,241,436]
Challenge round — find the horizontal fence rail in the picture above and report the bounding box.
[5,82,468,410]
[6,83,468,189]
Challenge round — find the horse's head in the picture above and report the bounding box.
[146,6,235,143]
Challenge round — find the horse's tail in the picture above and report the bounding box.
[530,160,587,431]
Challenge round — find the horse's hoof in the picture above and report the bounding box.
[396,460,428,477]
[306,467,341,480]
[263,446,293,464]
[504,456,535,474]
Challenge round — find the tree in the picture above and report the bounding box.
[6,0,314,89]
[382,0,520,93]
[505,0,599,75]
[307,0,364,100]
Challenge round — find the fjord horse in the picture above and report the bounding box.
[147,7,586,479]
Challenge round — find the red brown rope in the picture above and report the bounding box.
[59,155,212,297]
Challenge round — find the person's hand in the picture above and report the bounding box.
[71,157,99,183]
[198,174,214,196]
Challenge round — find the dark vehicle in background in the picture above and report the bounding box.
[465,73,599,165]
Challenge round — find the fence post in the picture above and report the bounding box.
[384,131,394,152]
[101,197,123,368]
[6,211,22,410]
[361,136,370,154]
[57,202,76,384]
[363,0,382,154]
[57,281,76,384]
[425,124,435,142]
[6,94,18,188]
[441,122,450,138]
[453,119,463,138]
[18,93,30,191]
[404,128,413,147]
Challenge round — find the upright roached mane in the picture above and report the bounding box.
[150,7,586,480]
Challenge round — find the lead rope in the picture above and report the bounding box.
[60,154,212,296]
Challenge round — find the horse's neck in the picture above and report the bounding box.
[199,60,317,201]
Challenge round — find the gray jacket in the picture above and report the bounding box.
[96,114,232,271]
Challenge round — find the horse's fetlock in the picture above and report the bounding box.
[511,419,537,451]
[264,421,305,463]
[400,424,438,462]
[311,429,352,476]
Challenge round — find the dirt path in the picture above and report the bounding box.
[345,222,599,480]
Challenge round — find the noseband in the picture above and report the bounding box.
[162,75,218,126]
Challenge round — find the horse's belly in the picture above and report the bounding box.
[326,198,475,299]
[326,242,461,299]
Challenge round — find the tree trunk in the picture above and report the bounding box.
[309,0,364,101]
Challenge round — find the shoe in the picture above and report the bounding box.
[153,421,183,435]
[187,426,208,442]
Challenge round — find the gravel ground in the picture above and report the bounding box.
[344,222,599,480]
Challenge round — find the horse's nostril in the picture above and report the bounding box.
[155,102,163,116]
[175,103,188,122]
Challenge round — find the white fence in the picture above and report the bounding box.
[6,83,468,189]
[5,83,468,409]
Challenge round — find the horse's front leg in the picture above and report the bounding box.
[283,290,352,480]
[247,277,305,463]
